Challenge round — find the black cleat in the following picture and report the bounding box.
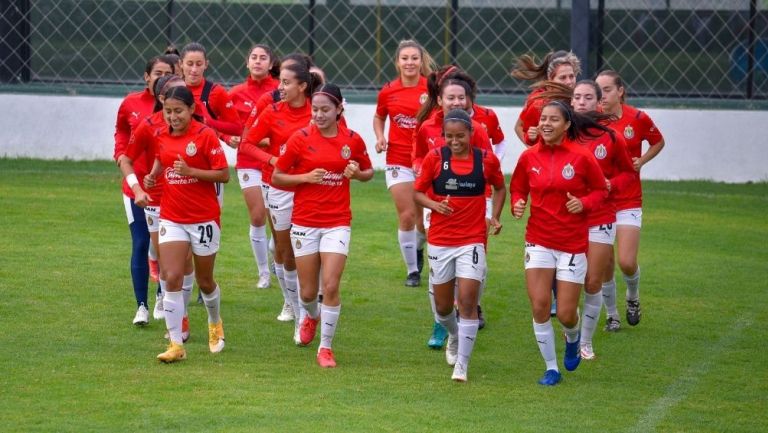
[626,299,641,326]
[405,272,421,287]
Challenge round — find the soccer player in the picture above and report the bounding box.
[596,70,666,329]
[510,101,609,385]
[228,44,280,290]
[113,55,174,325]
[272,83,374,368]
[146,86,230,363]
[414,109,505,382]
[242,63,322,341]
[373,40,434,287]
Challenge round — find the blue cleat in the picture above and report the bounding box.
[538,369,562,386]
[564,334,582,371]
[427,321,448,349]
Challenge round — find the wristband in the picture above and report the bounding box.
[126,173,139,188]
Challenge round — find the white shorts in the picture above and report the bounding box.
[261,182,270,205]
[215,182,224,207]
[485,197,492,220]
[588,222,616,245]
[616,207,642,228]
[428,243,486,285]
[290,225,351,257]
[267,187,294,231]
[122,194,140,225]
[237,168,263,190]
[385,165,415,189]
[524,243,587,284]
[145,206,160,233]
[159,219,221,256]
[423,208,432,230]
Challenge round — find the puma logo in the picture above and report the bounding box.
[532,167,541,175]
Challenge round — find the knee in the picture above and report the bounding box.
[618,258,637,276]
[196,275,215,292]
[556,309,578,327]
[398,210,416,228]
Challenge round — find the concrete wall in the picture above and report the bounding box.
[0,93,765,182]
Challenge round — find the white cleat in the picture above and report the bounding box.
[153,295,165,320]
[293,324,302,346]
[133,304,149,326]
[277,302,295,322]
[451,361,468,382]
[445,333,458,366]
[580,342,596,360]
[256,273,271,289]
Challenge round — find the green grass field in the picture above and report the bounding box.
[1,159,766,432]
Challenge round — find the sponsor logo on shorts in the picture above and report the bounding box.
[562,163,575,180]
[624,125,634,139]
[292,230,306,237]
[594,144,607,160]
[186,141,197,156]
[341,144,351,160]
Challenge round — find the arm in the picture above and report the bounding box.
[414,190,453,216]
[509,152,530,219]
[635,138,665,171]
[173,155,229,183]
[373,115,388,153]
[608,134,636,193]
[487,156,506,235]
[272,166,326,188]
[567,154,608,213]
[113,100,132,162]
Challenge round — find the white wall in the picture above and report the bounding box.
[0,93,765,182]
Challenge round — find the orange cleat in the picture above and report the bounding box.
[317,347,337,368]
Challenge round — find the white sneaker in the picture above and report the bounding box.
[256,273,271,289]
[153,295,165,320]
[451,361,468,382]
[133,304,149,326]
[445,333,458,366]
[277,302,295,322]
[580,342,596,360]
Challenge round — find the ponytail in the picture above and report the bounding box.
[544,100,615,141]
[416,64,476,124]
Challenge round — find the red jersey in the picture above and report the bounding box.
[242,100,312,189]
[375,76,428,167]
[114,89,155,199]
[518,87,547,146]
[187,80,243,137]
[604,104,663,210]
[412,110,492,175]
[415,147,504,247]
[126,111,168,206]
[229,76,279,171]
[276,124,372,227]
[472,103,505,145]
[155,120,228,224]
[577,130,636,227]
[510,139,608,254]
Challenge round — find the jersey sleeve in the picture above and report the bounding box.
[510,151,531,205]
[473,124,492,151]
[637,111,663,146]
[113,99,132,160]
[414,150,438,193]
[206,87,244,136]
[579,152,609,212]
[484,152,505,189]
[241,108,276,164]
[202,128,229,170]
[411,124,429,173]
[375,85,389,118]
[125,119,154,162]
[485,109,505,144]
[352,134,373,171]
[608,134,636,194]
[274,132,303,173]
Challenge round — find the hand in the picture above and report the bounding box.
[305,168,327,184]
[632,157,642,172]
[488,217,503,235]
[527,126,538,142]
[173,154,191,176]
[375,137,387,153]
[434,195,453,216]
[565,192,584,214]
[134,189,152,208]
[143,174,156,189]
[605,177,612,192]
[512,198,526,219]
[228,136,241,148]
[343,160,360,179]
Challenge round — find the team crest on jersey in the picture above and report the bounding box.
[279,144,286,156]
[594,144,607,160]
[562,163,575,180]
[160,226,166,236]
[186,141,197,156]
[341,144,351,160]
[419,93,428,104]
[146,216,154,226]
[295,239,302,249]
[243,173,249,182]
[624,125,634,139]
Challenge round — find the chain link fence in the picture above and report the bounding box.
[0,0,766,99]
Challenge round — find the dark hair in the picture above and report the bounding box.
[312,83,344,119]
[443,108,473,131]
[162,86,204,125]
[528,80,574,105]
[543,100,615,142]
[511,50,581,82]
[282,63,323,97]
[248,44,280,78]
[416,65,476,124]
[152,75,184,111]
[164,44,180,57]
[278,52,313,71]
[574,79,602,101]
[596,70,626,103]
[144,55,175,76]
[181,42,206,60]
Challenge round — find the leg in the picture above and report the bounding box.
[127,199,150,322]
[243,185,270,287]
[526,267,561,384]
[389,182,419,284]
[581,241,613,358]
[616,225,642,325]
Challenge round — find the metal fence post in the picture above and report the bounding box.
[165,0,175,46]
[571,0,591,79]
[308,0,316,58]
[596,0,605,73]
[0,0,31,83]
[747,0,757,99]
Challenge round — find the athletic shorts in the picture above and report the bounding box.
[428,243,486,285]
[423,207,432,230]
[267,186,294,231]
[385,165,415,189]
[485,197,492,221]
[261,182,270,206]
[290,225,351,257]
[159,219,221,256]
[524,243,587,284]
[616,207,642,228]
[588,222,616,245]
[215,182,224,208]
[144,206,160,233]
[122,194,144,226]
[237,168,263,190]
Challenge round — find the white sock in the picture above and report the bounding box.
[624,267,641,301]
[274,263,289,303]
[562,319,580,344]
[602,278,619,319]
[436,311,458,336]
[283,269,300,322]
[148,241,158,261]
[163,291,184,344]
[200,285,221,325]
[301,297,320,319]
[319,304,341,349]
[457,318,479,368]
[581,291,602,344]
[249,224,269,276]
[398,229,418,274]
[416,230,426,251]
[182,272,194,312]
[533,319,558,371]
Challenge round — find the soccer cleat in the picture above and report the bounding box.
[276,302,295,322]
[153,295,165,320]
[293,325,302,346]
[604,316,621,332]
[148,258,159,283]
[451,361,468,382]
[445,333,458,366]
[157,342,186,363]
[580,342,596,360]
[564,334,581,371]
[181,315,190,342]
[626,299,642,326]
[405,271,421,287]
[427,322,448,349]
[537,369,562,386]
[416,248,424,274]
[299,315,319,346]
[133,304,149,326]
[477,305,486,330]
[317,347,337,368]
[256,273,271,289]
[208,320,225,353]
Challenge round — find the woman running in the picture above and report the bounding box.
[596,70,665,329]
[510,101,609,385]
[373,40,434,287]
[414,109,505,382]
[272,83,373,368]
